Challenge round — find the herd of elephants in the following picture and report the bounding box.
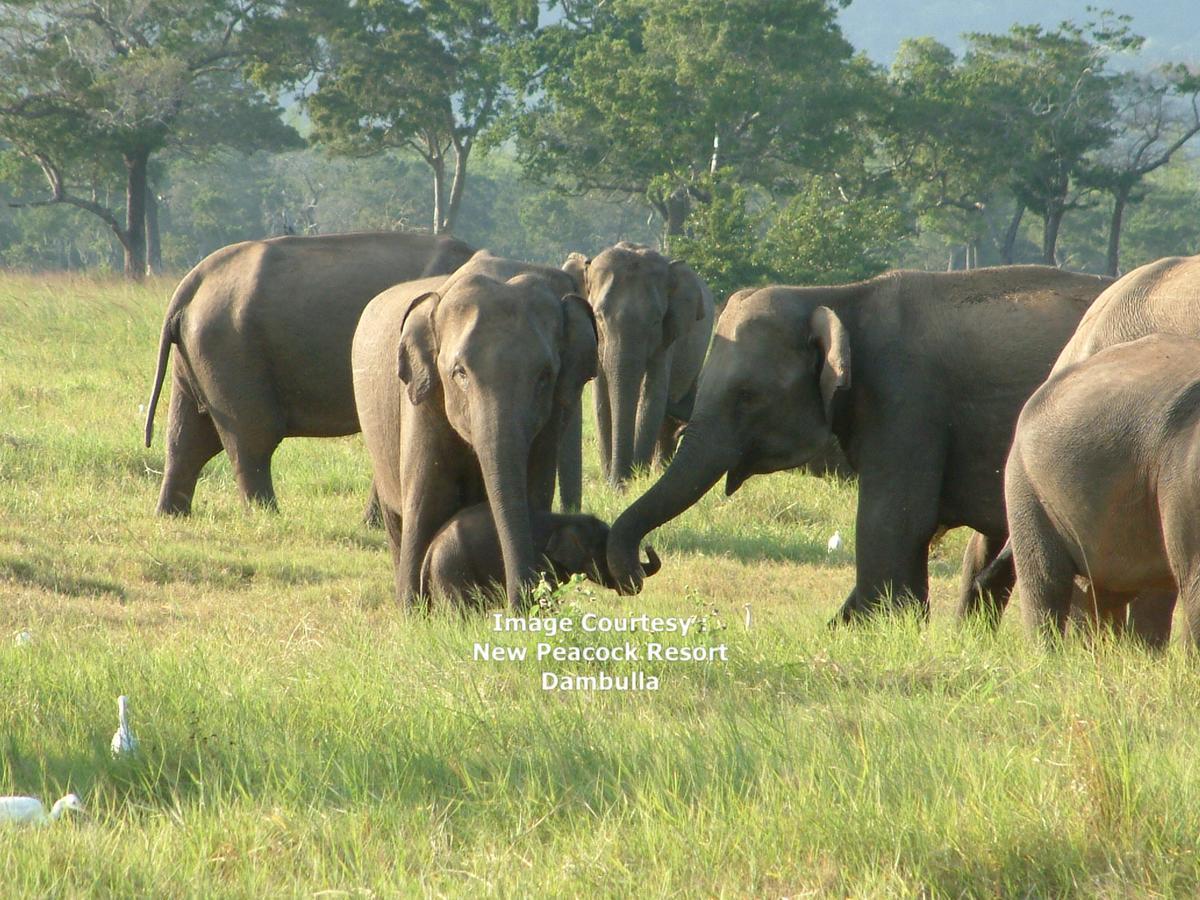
[138,230,1200,646]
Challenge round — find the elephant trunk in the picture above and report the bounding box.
[632,351,671,471]
[608,418,738,594]
[606,349,646,487]
[474,407,539,612]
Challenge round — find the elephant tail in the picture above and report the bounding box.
[144,269,201,447]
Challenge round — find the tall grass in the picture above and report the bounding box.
[1,272,1197,896]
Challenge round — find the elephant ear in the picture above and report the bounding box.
[664,260,708,346]
[556,294,599,408]
[809,305,851,423]
[396,291,441,406]
[562,253,590,298]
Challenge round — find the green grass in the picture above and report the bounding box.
[1,272,1198,896]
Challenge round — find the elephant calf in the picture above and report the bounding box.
[421,504,661,607]
[1007,334,1200,645]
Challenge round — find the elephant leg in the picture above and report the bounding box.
[653,416,683,469]
[156,370,222,516]
[957,532,1015,627]
[555,398,583,512]
[1011,502,1076,644]
[1127,590,1175,650]
[396,479,461,611]
[833,445,944,623]
[1073,586,1132,644]
[1177,575,1200,651]
[362,481,383,528]
[216,425,282,510]
[594,372,613,481]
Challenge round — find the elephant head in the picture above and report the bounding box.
[398,272,598,608]
[544,513,662,590]
[607,289,850,593]
[567,243,708,487]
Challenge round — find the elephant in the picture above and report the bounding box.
[352,254,598,610]
[420,503,662,607]
[605,265,1112,620]
[563,243,714,487]
[965,254,1200,640]
[1006,334,1200,645]
[143,231,475,515]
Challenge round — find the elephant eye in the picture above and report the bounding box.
[452,365,468,385]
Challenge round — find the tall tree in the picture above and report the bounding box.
[257,0,538,235]
[512,0,871,245]
[961,16,1139,265]
[0,0,297,279]
[1082,66,1200,275]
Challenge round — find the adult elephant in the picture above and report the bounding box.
[144,231,475,515]
[966,254,1200,642]
[563,243,714,487]
[606,266,1111,620]
[353,255,597,610]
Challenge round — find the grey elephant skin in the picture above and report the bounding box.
[352,253,598,611]
[1006,334,1200,644]
[971,254,1200,639]
[606,265,1111,619]
[564,243,714,487]
[420,503,661,608]
[144,231,475,515]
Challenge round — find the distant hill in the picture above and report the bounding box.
[838,0,1200,65]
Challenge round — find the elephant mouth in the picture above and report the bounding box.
[724,464,751,496]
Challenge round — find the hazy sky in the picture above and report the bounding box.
[837,0,1200,65]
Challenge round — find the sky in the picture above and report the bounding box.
[837,0,1200,65]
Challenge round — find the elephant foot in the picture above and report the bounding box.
[829,589,929,628]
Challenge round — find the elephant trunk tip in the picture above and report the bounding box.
[641,545,662,577]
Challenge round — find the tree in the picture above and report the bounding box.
[671,171,905,300]
[0,0,297,279]
[1082,66,1200,275]
[961,16,1139,265]
[512,0,871,245]
[256,0,538,235]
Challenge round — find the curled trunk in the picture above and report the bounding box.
[608,422,737,593]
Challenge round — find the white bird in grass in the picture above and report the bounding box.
[742,603,753,630]
[111,695,138,758]
[827,531,843,553]
[0,793,82,826]
[12,630,32,645]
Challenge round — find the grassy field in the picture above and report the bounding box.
[3,272,1200,897]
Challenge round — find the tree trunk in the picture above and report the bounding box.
[123,147,150,280]
[145,183,162,275]
[430,154,446,235]
[662,187,690,253]
[1042,201,1065,267]
[1105,185,1130,278]
[1001,203,1025,264]
[443,143,470,235]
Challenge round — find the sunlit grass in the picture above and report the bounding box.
[1,272,1196,895]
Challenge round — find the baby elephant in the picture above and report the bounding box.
[1006,334,1200,645]
[422,505,661,607]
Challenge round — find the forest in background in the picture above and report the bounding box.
[1,1,1198,297]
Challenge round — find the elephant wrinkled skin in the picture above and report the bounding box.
[607,266,1111,620]
[564,243,714,488]
[144,231,475,515]
[1007,335,1200,645]
[420,503,661,608]
[353,253,598,611]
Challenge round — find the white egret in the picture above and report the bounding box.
[827,531,843,553]
[0,793,82,826]
[111,695,138,758]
